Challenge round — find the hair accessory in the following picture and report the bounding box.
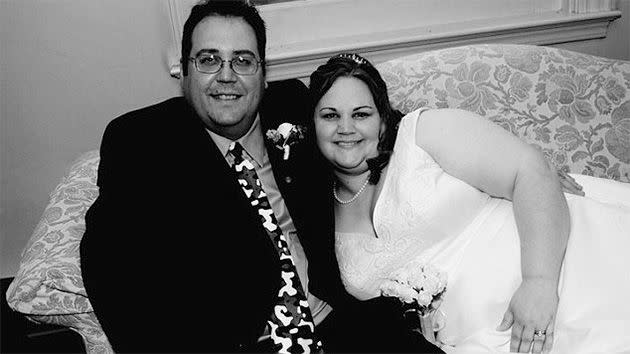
[334,53,368,65]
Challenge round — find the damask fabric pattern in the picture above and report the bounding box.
[376,44,630,183]
[6,44,630,353]
[5,150,113,354]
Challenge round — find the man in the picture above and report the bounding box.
[80,1,443,352]
[80,1,341,352]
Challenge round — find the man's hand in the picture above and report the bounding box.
[497,278,558,353]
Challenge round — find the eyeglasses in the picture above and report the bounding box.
[188,54,263,75]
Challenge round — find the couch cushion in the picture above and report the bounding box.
[1,277,85,353]
[376,44,630,183]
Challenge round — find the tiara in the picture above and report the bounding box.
[334,53,368,65]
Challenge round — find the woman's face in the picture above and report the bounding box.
[314,76,384,175]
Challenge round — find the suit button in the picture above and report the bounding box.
[285,176,293,184]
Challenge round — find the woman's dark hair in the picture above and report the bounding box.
[180,0,267,76]
[308,53,404,184]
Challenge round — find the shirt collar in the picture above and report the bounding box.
[206,115,266,167]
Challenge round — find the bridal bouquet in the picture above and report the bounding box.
[380,262,447,344]
[265,123,306,160]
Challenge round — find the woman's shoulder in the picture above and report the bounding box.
[399,106,454,131]
[391,108,439,165]
[397,107,433,141]
[402,107,469,125]
[403,107,478,149]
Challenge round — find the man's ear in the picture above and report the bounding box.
[174,62,186,91]
[171,62,183,80]
[264,80,269,89]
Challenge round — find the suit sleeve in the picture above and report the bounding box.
[80,117,151,351]
[80,102,280,352]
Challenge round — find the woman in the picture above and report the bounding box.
[309,53,630,353]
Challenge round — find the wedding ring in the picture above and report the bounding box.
[533,329,547,337]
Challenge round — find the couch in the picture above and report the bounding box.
[5,44,630,353]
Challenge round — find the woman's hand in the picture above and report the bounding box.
[546,160,584,196]
[496,277,559,353]
[558,171,584,196]
[415,109,568,353]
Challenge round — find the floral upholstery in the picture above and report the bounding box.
[5,150,113,354]
[5,44,629,354]
[376,44,630,182]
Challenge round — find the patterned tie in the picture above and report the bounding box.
[227,142,322,354]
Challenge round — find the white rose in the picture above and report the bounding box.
[277,123,294,139]
[408,270,426,290]
[380,280,417,303]
[397,283,419,303]
[422,274,441,294]
[390,268,410,284]
[416,290,433,307]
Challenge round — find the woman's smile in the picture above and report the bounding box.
[335,139,363,147]
[314,77,384,174]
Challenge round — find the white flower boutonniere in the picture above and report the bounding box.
[265,123,306,160]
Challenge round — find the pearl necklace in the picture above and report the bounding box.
[333,175,370,205]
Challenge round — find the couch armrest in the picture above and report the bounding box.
[5,150,113,353]
[2,277,85,353]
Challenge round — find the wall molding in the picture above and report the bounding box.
[167,0,620,82]
[265,10,621,81]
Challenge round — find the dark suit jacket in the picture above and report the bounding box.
[80,79,443,353]
[80,80,346,352]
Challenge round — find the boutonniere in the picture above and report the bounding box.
[265,123,306,160]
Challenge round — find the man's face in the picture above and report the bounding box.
[182,16,265,140]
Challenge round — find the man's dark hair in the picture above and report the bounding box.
[180,0,267,76]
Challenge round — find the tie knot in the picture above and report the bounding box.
[228,141,245,164]
[228,141,243,154]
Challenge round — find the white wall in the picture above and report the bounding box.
[0,0,182,277]
[555,0,630,59]
[1,0,629,278]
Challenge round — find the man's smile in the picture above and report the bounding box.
[209,93,242,100]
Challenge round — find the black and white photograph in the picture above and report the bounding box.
[2,0,630,353]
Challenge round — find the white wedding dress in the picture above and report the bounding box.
[335,109,630,353]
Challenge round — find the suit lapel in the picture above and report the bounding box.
[180,105,276,246]
[260,101,298,207]
[258,80,345,304]
[258,82,316,248]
